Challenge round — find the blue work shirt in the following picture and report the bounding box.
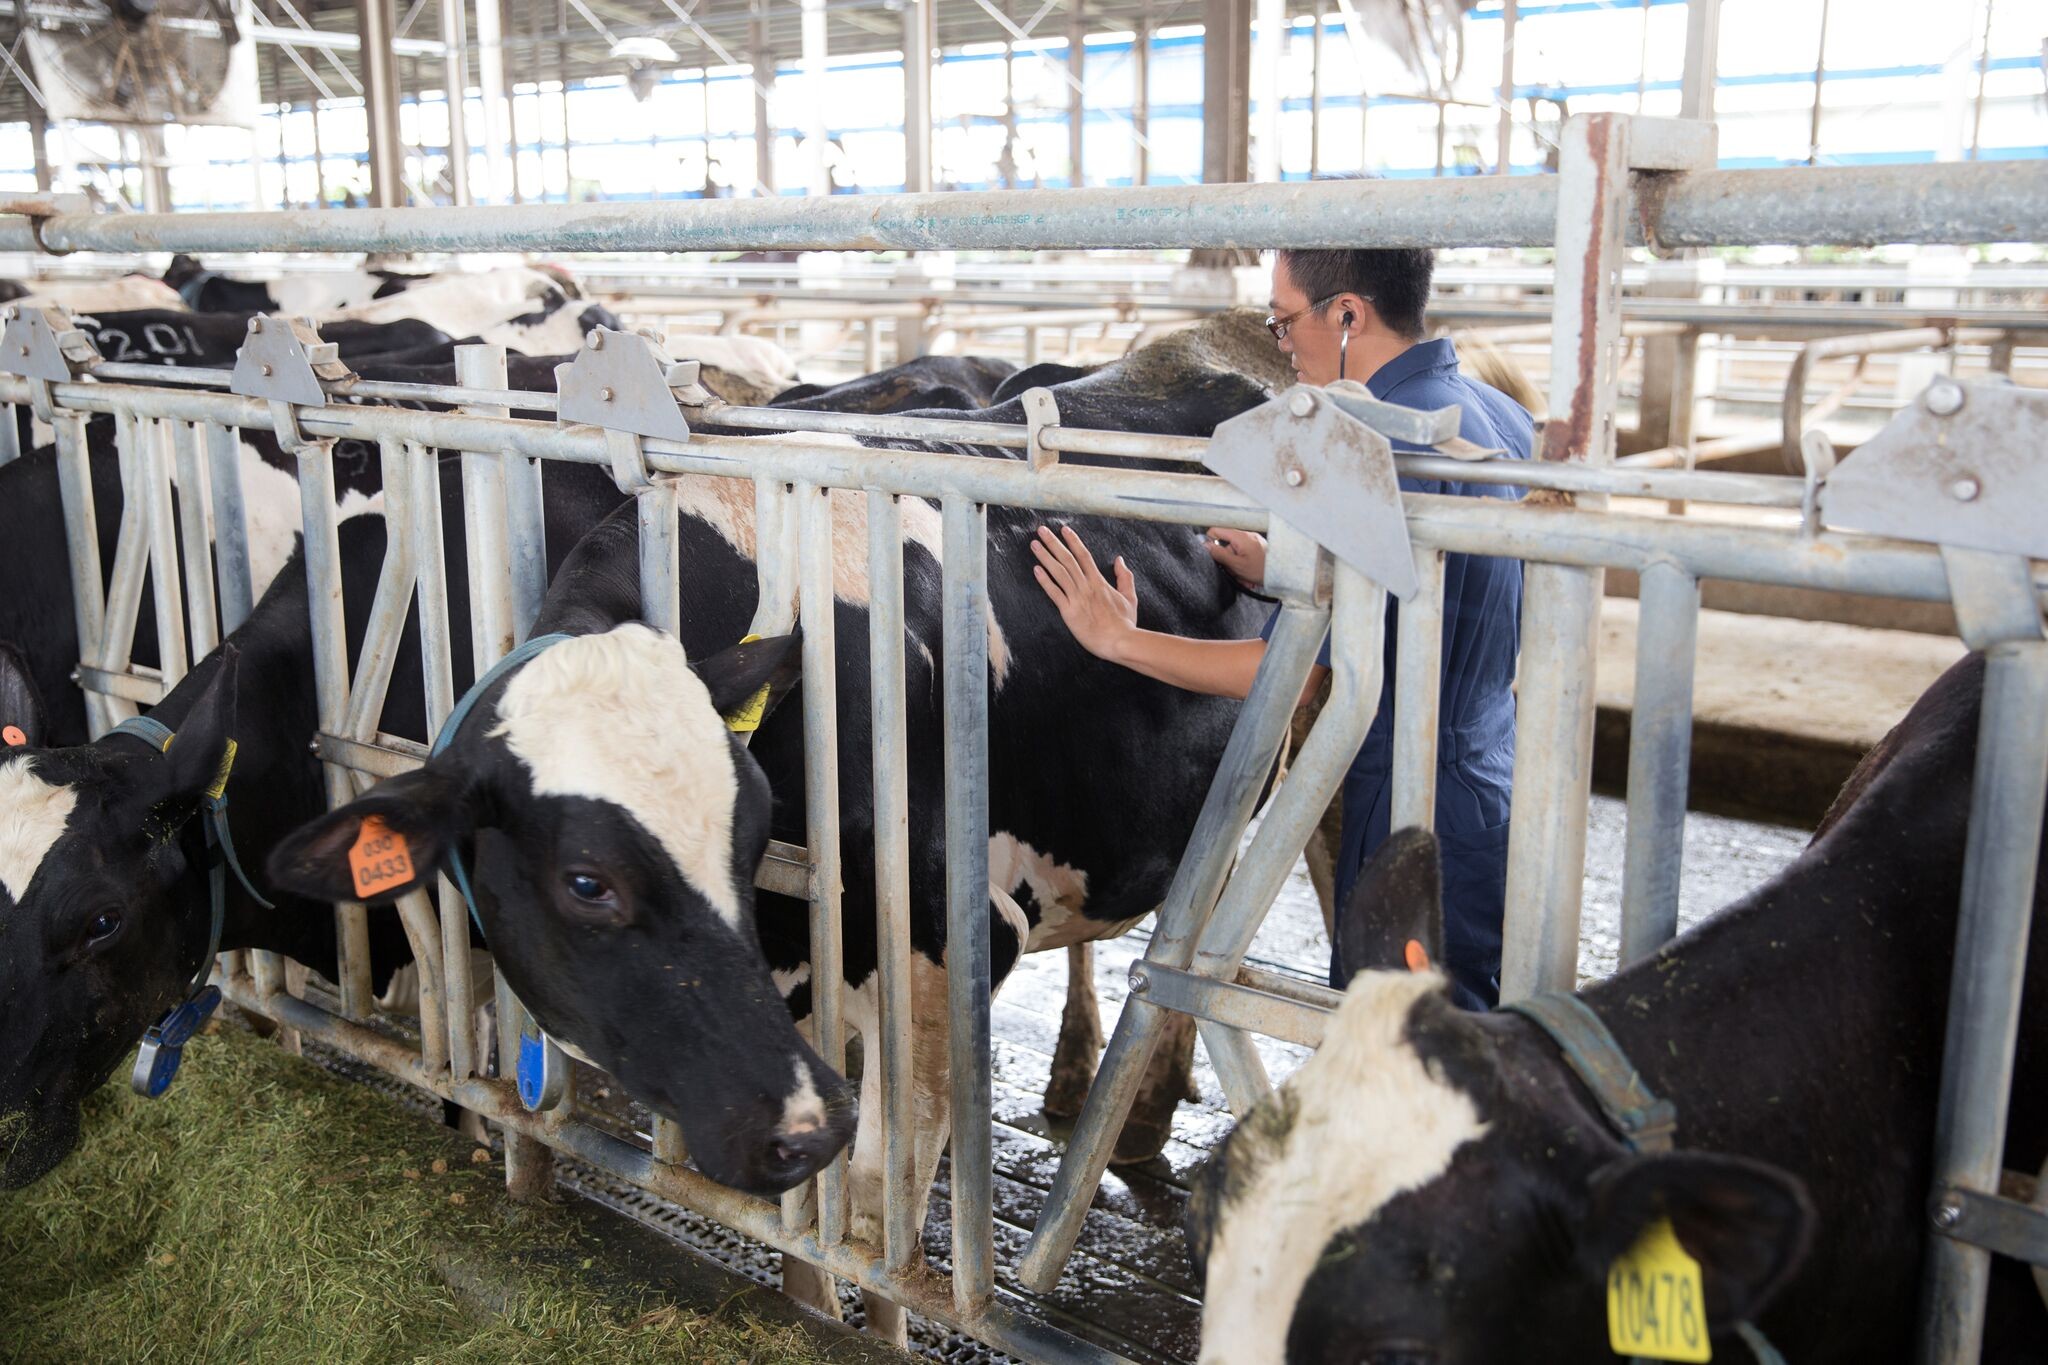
[1267,337,1534,1008]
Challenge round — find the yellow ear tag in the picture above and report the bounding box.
[204,738,238,803]
[1607,1216,1712,1362]
[724,633,773,734]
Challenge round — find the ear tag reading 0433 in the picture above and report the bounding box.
[1607,1216,1712,1362]
[724,633,772,734]
[349,814,416,900]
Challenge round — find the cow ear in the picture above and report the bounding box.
[0,641,49,750]
[160,646,239,802]
[1338,826,1445,984]
[1580,1151,1815,1328]
[694,631,803,729]
[266,764,472,905]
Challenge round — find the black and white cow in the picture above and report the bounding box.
[1188,651,2048,1365]
[0,457,643,1191]
[0,345,1034,1192]
[767,355,1017,413]
[161,254,433,315]
[263,310,1294,1327]
[68,309,455,372]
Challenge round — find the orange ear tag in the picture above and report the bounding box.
[1,724,25,747]
[349,815,416,899]
[1403,939,1432,974]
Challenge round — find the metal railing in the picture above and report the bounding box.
[11,128,2046,1365]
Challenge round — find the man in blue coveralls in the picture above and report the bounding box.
[1029,247,1533,1009]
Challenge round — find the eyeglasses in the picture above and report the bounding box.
[1264,294,1347,342]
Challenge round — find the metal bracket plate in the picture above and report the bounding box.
[229,315,350,406]
[0,303,100,381]
[1204,385,1417,600]
[555,327,702,442]
[1822,378,2048,562]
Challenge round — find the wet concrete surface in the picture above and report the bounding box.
[307,795,1812,1365]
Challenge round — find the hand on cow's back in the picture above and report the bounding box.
[1029,524,1138,663]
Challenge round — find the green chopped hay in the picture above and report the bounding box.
[0,1023,842,1364]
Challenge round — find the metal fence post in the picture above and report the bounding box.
[1917,639,2048,1362]
[1618,561,1702,966]
[941,493,995,1312]
[50,410,112,736]
[1500,112,1631,1002]
[202,421,256,635]
[293,435,375,1018]
[866,490,921,1275]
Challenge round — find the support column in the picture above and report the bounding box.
[1067,5,1085,188]
[1202,0,1251,183]
[1497,0,1516,173]
[1252,0,1282,181]
[358,0,407,206]
[28,109,50,193]
[310,96,329,207]
[1135,3,1151,184]
[752,4,775,195]
[903,0,932,193]
[1500,113,1630,1002]
[474,0,510,204]
[1307,3,1321,175]
[802,0,828,195]
[1806,0,1830,165]
[1678,0,1718,122]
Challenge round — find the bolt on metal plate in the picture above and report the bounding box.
[1822,378,2048,562]
[229,314,350,406]
[555,327,703,442]
[1203,384,1418,599]
[0,303,100,381]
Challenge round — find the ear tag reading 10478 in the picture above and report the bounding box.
[724,633,772,734]
[1607,1216,1711,1362]
[349,814,415,899]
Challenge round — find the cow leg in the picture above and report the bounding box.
[1043,941,1103,1119]
[1110,1009,1198,1166]
[846,950,957,1348]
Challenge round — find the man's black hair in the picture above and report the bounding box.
[1276,248,1435,340]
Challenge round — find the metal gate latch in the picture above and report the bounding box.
[230,315,354,450]
[556,326,708,444]
[1821,377,2048,649]
[0,303,101,422]
[1203,383,1422,600]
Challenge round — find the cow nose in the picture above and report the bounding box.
[762,1121,851,1189]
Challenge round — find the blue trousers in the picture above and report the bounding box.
[1328,762,1508,1012]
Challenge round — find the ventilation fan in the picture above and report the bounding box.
[25,0,260,126]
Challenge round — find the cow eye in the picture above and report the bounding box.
[85,908,123,945]
[563,871,613,904]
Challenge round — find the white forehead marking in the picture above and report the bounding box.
[1198,971,1486,1365]
[778,1057,826,1138]
[0,759,79,903]
[491,624,743,929]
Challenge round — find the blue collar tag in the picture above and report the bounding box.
[131,985,222,1098]
[516,1026,569,1111]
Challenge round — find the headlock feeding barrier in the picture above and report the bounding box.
[5,115,2044,1363]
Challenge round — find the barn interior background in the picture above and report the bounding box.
[0,0,2041,1363]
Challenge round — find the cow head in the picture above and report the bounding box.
[0,645,239,1188]
[266,625,855,1197]
[1186,829,1813,1365]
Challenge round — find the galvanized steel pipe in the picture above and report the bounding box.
[1,160,2038,255]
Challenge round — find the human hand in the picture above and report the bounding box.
[1031,524,1138,662]
[1204,527,1267,591]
